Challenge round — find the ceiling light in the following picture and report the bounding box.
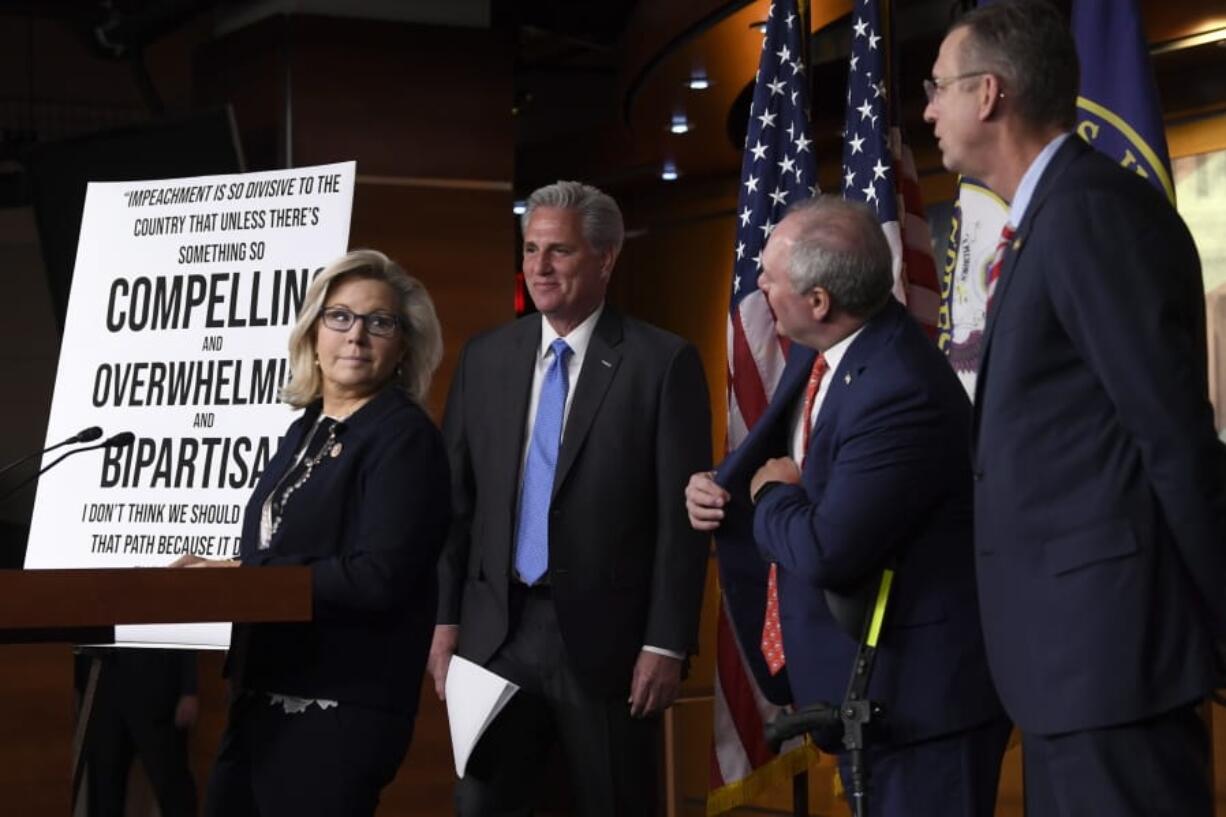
[669,115,691,134]
[688,74,710,91]
[1151,25,1226,55]
[661,161,679,182]
[512,200,526,215]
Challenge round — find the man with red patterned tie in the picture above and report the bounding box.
[686,196,1006,817]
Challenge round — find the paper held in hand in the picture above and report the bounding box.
[444,654,519,778]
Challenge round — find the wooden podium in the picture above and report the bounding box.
[0,567,311,815]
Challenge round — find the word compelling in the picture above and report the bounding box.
[105,268,317,332]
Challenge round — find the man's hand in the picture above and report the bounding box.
[169,554,240,568]
[174,694,199,729]
[685,471,731,531]
[627,651,682,718]
[750,457,802,500]
[428,625,459,701]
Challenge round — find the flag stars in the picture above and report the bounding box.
[862,183,879,205]
[853,17,868,37]
[848,133,865,155]
[733,275,743,294]
[786,122,796,140]
[744,174,760,193]
[776,45,791,63]
[757,109,777,129]
[844,169,856,189]
[735,240,746,260]
[868,31,881,50]
[857,99,874,121]
[794,133,811,153]
[784,11,795,28]
[849,54,859,73]
[767,78,786,97]
[739,206,753,227]
[872,158,889,180]
[778,155,796,176]
[769,185,789,207]
[760,218,777,238]
[751,140,769,162]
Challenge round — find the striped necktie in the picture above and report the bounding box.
[985,222,1017,314]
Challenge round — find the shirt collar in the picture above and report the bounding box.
[1009,132,1071,226]
[539,303,604,360]
[822,324,864,376]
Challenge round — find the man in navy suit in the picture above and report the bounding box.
[687,196,1007,817]
[924,2,1226,814]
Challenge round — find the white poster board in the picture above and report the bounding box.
[24,161,355,648]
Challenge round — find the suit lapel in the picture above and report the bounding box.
[810,300,900,446]
[972,137,1087,426]
[552,308,622,498]
[715,343,814,484]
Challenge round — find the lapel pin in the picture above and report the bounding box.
[329,442,343,458]
[844,372,852,385]
[1012,237,1022,251]
[600,359,612,368]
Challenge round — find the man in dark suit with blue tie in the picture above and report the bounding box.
[429,181,712,816]
[687,196,1008,817]
[924,2,1226,814]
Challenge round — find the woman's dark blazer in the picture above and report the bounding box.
[226,386,450,715]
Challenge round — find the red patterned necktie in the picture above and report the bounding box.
[985,222,1017,314]
[761,353,828,675]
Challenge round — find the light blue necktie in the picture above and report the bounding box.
[515,338,572,585]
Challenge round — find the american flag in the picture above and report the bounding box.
[841,0,940,333]
[711,0,817,811]
[726,0,819,448]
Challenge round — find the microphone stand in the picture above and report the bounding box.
[763,568,895,817]
[838,568,894,817]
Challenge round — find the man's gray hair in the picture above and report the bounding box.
[521,180,625,255]
[783,196,893,319]
[953,0,1079,131]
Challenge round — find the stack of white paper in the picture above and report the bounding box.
[444,655,519,777]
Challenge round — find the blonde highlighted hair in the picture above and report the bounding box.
[280,249,443,407]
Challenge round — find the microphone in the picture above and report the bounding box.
[0,426,104,481]
[0,431,135,503]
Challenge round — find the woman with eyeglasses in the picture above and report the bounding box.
[175,248,450,817]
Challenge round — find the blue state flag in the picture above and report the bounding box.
[1072,0,1174,203]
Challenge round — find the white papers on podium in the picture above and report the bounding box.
[444,655,519,777]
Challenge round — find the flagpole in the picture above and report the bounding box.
[791,7,811,813]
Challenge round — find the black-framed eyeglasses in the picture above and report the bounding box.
[319,306,402,338]
[923,71,990,104]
